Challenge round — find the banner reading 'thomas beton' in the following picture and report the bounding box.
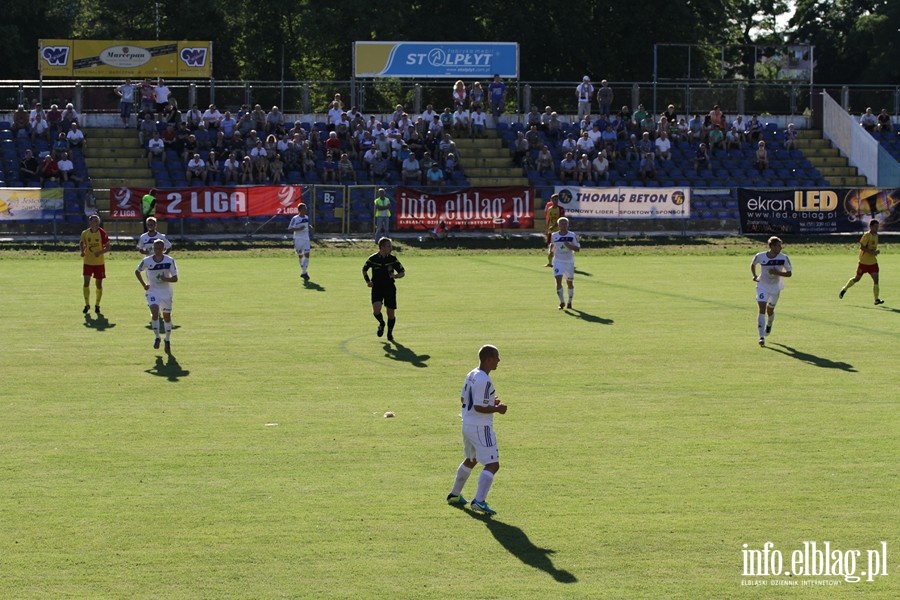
[553,185,691,218]
[39,40,212,77]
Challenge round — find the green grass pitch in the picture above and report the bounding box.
[0,239,897,598]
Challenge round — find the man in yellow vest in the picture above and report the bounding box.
[374,187,392,242]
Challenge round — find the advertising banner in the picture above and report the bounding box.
[395,187,533,230]
[738,188,900,234]
[110,186,302,219]
[0,188,63,221]
[552,185,691,219]
[39,40,212,77]
[354,42,518,78]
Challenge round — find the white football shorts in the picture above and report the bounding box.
[462,423,500,465]
[756,288,781,307]
[146,289,174,312]
[294,239,311,254]
[553,261,575,280]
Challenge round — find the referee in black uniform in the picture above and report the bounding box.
[362,237,405,341]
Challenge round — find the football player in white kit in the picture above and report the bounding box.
[551,217,581,309]
[288,202,311,281]
[750,236,792,346]
[135,239,179,353]
[447,345,507,515]
[136,216,172,329]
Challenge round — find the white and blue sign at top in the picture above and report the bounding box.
[354,42,519,79]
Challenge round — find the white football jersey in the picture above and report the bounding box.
[551,230,580,263]
[289,214,310,242]
[752,251,791,292]
[460,368,496,426]
[137,231,171,254]
[137,255,178,291]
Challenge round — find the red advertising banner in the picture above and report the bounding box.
[109,186,303,219]
[396,187,534,230]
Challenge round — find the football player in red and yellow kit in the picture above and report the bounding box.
[839,219,884,305]
[80,214,110,313]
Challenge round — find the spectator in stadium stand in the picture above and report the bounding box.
[526,105,542,129]
[402,152,421,185]
[859,107,878,132]
[57,151,80,183]
[66,122,86,151]
[223,152,240,183]
[240,156,254,184]
[322,150,337,183]
[61,103,80,130]
[783,123,798,151]
[591,150,610,183]
[632,103,648,129]
[235,112,254,137]
[637,131,654,157]
[324,131,342,156]
[264,106,284,137]
[212,130,229,156]
[186,153,207,184]
[30,113,50,143]
[153,78,172,120]
[326,101,343,132]
[471,105,487,137]
[282,140,299,173]
[181,134,199,163]
[147,130,165,165]
[694,143,710,172]
[676,117,689,141]
[560,152,577,181]
[37,153,59,186]
[688,114,703,142]
[12,105,30,137]
[640,113,657,138]
[745,114,762,143]
[877,108,892,132]
[444,153,458,178]
[452,79,468,109]
[29,102,46,127]
[726,126,742,151]
[624,134,641,162]
[372,152,391,182]
[511,132,528,167]
[662,104,679,126]
[440,108,454,132]
[576,76,594,120]
[453,105,471,137]
[602,124,618,159]
[52,132,69,159]
[656,115,671,140]
[138,113,156,147]
[250,141,268,179]
[19,149,39,183]
[115,78,136,127]
[45,103,62,136]
[218,111,237,139]
[337,152,355,183]
[163,100,182,127]
[139,78,155,115]
[205,150,221,184]
[525,125,542,151]
[300,142,316,176]
[576,153,592,184]
[536,145,555,177]
[546,111,563,142]
[709,104,726,131]
[639,152,657,184]
[595,79,614,117]
[754,140,769,172]
[488,74,507,120]
[426,161,444,190]
[469,81,485,110]
[708,124,725,151]
[185,103,203,131]
[269,153,284,184]
[201,104,222,130]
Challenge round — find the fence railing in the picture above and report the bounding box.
[3,79,898,122]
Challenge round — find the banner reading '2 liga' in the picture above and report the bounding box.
[354,42,518,78]
[553,185,691,219]
[110,186,302,219]
[39,40,212,77]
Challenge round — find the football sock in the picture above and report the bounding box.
[873,284,880,300]
[300,257,309,274]
[557,288,564,303]
[767,314,775,329]
[474,470,495,503]
[95,287,103,305]
[450,463,473,496]
[843,278,857,292]
[387,318,396,336]
[568,288,574,302]
[164,321,172,341]
[374,313,385,325]
[757,314,765,338]
[83,286,90,304]
[152,320,160,338]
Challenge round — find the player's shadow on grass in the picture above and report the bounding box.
[767,343,857,372]
[565,308,613,325]
[144,323,181,331]
[464,509,577,583]
[574,268,593,277]
[145,354,191,382]
[83,313,116,331]
[864,304,900,314]
[303,279,326,292]
[382,341,430,368]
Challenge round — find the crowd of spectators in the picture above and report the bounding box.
[3,101,89,187]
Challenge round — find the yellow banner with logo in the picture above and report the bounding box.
[39,40,212,77]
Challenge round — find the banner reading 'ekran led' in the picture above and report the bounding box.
[395,187,534,231]
[109,186,303,219]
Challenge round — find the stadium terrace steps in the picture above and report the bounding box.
[85,127,156,189]
[793,130,869,186]
[454,134,529,187]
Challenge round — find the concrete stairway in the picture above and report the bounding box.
[454,133,528,187]
[795,130,868,186]
[85,127,155,189]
